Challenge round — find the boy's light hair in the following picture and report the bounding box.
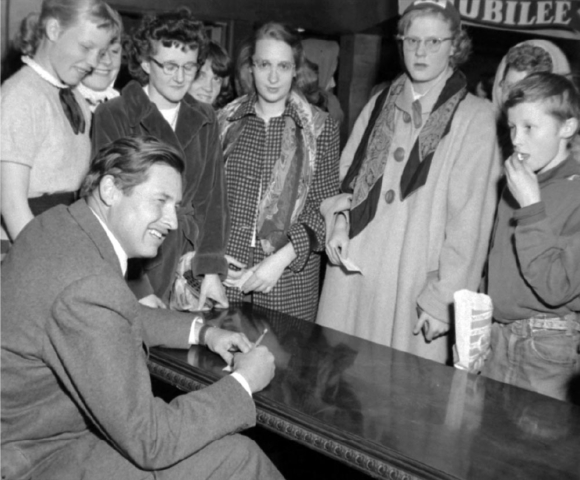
[504,72,580,135]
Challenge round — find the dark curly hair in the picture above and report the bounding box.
[503,44,553,80]
[126,8,207,85]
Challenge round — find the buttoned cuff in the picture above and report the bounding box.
[230,372,252,397]
[513,201,546,226]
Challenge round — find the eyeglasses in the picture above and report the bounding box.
[252,58,295,74]
[149,57,199,76]
[396,35,453,53]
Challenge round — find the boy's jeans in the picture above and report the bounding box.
[481,314,580,401]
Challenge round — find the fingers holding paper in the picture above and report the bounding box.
[204,328,253,366]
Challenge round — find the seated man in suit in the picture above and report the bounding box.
[1,136,283,480]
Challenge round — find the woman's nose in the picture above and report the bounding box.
[268,67,279,83]
[415,40,427,56]
[99,50,113,67]
[175,67,185,83]
[202,77,213,92]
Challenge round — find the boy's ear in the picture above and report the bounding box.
[560,117,579,140]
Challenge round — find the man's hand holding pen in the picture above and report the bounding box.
[231,329,275,393]
[210,328,275,394]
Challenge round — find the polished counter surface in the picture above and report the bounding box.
[148,304,580,480]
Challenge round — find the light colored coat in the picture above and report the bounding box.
[317,75,501,363]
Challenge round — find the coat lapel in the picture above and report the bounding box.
[68,199,124,278]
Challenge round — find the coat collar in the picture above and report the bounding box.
[227,92,306,129]
[68,199,124,278]
[395,69,453,116]
[121,80,215,151]
[538,154,580,184]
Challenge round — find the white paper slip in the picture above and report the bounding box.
[339,255,362,274]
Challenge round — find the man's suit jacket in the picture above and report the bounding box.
[1,200,254,480]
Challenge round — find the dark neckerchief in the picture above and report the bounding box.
[59,88,86,135]
[342,71,467,238]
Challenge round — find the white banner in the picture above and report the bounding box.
[398,0,580,39]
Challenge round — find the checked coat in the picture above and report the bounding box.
[220,96,340,321]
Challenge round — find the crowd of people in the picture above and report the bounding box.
[1,0,579,478]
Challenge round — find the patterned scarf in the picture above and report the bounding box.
[342,71,467,238]
[218,91,328,254]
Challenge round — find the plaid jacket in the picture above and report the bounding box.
[221,98,340,321]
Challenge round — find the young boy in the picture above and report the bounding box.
[484,72,580,401]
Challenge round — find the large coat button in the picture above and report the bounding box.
[393,147,405,162]
[384,189,395,204]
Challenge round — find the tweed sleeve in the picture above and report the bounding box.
[288,116,340,272]
[47,274,255,470]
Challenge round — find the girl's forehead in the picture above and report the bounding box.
[254,38,292,56]
[407,13,451,32]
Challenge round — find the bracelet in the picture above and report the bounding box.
[198,324,214,346]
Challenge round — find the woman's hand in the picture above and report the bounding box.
[242,243,296,294]
[505,154,541,207]
[198,273,229,309]
[223,255,247,288]
[326,213,350,265]
[413,309,449,342]
[138,294,167,309]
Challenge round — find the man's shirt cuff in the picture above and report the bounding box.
[230,372,252,397]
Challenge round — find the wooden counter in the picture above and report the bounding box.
[147,303,580,480]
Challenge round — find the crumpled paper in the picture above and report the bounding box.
[168,252,213,312]
[453,289,492,374]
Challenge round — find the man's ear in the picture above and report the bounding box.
[45,18,62,42]
[98,175,121,207]
[561,117,579,140]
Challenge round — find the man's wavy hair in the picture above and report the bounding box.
[126,8,207,86]
[80,136,185,198]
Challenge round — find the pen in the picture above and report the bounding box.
[254,328,268,347]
